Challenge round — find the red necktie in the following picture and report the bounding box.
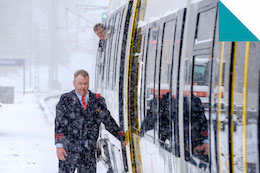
[82,95,87,110]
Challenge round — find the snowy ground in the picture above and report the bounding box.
[0,93,107,173]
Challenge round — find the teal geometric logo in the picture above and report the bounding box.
[219,1,259,41]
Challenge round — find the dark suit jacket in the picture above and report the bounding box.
[55,90,123,153]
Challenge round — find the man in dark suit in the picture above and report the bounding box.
[55,69,124,173]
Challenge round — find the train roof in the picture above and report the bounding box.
[106,0,127,15]
[106,0,205,23]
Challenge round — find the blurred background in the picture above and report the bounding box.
[0,1,110,172]
[0,0,109,97]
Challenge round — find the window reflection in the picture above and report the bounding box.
[158,20,175,150]
[195,8,216,43]
[183,56,210,165]
[141,27,159,140]
[192,56,210,162]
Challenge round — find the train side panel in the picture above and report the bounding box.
[94,0,260,172]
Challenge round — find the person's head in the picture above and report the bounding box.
[73,70,89,96]
[93,23,107,40]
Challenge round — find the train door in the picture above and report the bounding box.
[122,0,145,172]
[133,27,146,173]
[139,20,161,173]
[155,9,186,173]
[155,14,175,173]
[181,0,218,172]
[231,42,260,173]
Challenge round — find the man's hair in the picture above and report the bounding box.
[93,23,105,32]
[74,70,89,80]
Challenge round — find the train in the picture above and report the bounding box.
[94,0,260,172]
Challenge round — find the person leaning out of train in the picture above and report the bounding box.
[93,23,113,52]
[55,69,125,173]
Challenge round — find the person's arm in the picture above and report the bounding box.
[55,95,68,160]
[97,97,125,141]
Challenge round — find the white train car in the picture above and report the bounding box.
[94,0,260,172]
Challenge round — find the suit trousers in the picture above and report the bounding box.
[58,148,96,173]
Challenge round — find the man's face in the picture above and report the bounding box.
[73,75,89,96]
[95,27,106,40]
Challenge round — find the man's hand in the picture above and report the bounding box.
[122,141,126,147]
[194,143,209,155]
[56,147,68,161]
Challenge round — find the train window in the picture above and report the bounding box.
[192,55,210,161]
[193,60,209,85]
[195,8,216,44]
[114,8,125,91]
[101,20,112,89]
[95,51,103,90]
[193,56,210,109]
[141,26,159,140]
[158,20,176,151]
[100,20,111,89]
[183,59,193,162]
[101,48,106,89]
[184,59,193,85]
[137,32,146,130]
[183,58,191,161]
[106,18,115,88]
[109,12,120,89]
[113,11,124,91]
